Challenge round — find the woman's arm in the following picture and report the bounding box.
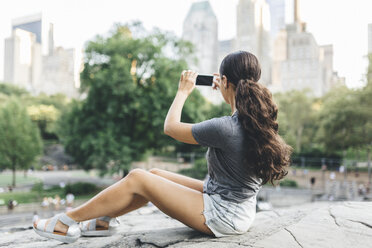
[164,70,198,144]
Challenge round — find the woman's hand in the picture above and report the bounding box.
[178,70,197,96]
[212,73,221,91]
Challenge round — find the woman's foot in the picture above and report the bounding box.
[83,218,109,230]
[33,213,80,243]
[33,218,69,234]
[80,217,119,237]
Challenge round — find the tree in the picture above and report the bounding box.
[59,23,206,175]
[27,104,60,140]
[0,98,43,186]
[318,86,369,154]
[274,90,317,154]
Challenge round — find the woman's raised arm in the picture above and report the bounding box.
[164,70,198,144]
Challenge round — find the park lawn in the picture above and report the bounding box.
[0,190,96,205]
[0,172,40,188]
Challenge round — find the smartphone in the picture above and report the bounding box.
[196,75,214,86]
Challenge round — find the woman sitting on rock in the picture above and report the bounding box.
[33,51,292,243]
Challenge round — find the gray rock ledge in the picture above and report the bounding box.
[0,201,371,248]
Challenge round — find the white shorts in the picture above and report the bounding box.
[202,193,256,238]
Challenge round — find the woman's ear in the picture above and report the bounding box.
[222,75,228,89]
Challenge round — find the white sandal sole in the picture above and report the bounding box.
[33,226,79,243]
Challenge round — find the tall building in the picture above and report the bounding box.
[235,0,271,86]
[218,39,234,68]
[269,0,343,97]
[368,23,372,54]
[3,13,81,98]
[183,0,221,103]
[11,13,52,55]
[266,0,286,40]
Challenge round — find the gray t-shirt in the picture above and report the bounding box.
[191,111,262,203]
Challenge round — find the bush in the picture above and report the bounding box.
[64,182,99,196]
[279,179,298,188]
[31,181,44,193]
[179,158,208,180]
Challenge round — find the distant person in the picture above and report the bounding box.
[330,172,336,180]
[66,193,75,212]
[303,169,309,177]
[53,195,61,210]
[66,193,75,206]
[7,199,14,210]
[33,51,292,243]
[310,177,316,188]
[41,197,49,208]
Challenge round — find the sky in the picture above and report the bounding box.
[1,0,371,88]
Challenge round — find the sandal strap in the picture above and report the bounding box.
[45,215,60,233]
[58,213,77,226]
[44,213,77,233]
[98,216,111,222]
[88,219,97,231]
[36,219,48,231]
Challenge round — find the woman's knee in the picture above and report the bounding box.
[121,168,147,186]
[127,168,147,178]
[149,168,163,175]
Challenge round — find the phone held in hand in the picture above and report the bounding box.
[196,75,214,86]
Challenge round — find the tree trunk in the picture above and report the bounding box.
[368,146,371,185]
[296,126,304,152]
[12,163,16,187]
[343,150,347,181]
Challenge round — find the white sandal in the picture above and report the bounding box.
[80,216,120,237]
[33,213,81,243]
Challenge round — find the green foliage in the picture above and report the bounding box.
[318,85,371,153]
[179,158,208,180]
[206,102,232,119]
[31,181,44,194]
[0,83,29,97]
[64,182,99,196]
[274,90,317,153]
[0,84,70,141]
[59,22,208,175]
[0,98,43,186]
[279,179,298,188]
[27,104,60,140]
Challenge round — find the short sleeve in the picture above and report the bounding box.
[191,117,231,148]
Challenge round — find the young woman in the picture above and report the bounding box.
[33,51,292,243]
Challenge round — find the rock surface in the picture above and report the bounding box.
[0,201,371,248]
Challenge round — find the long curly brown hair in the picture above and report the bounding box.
[219,51,292,185]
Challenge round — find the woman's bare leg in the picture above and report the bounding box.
[149,168,204,192]
[35,169,213,236]
[111,168,204,217]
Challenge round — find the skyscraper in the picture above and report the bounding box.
[183,0,218,74]
[269,0,343,97]
[182,0,221,103]
[235,0,271,86]
[3,13,81,98]
[266,0,286,40]
[4,28,42,90]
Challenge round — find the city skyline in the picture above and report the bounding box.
[1,0,372,89]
